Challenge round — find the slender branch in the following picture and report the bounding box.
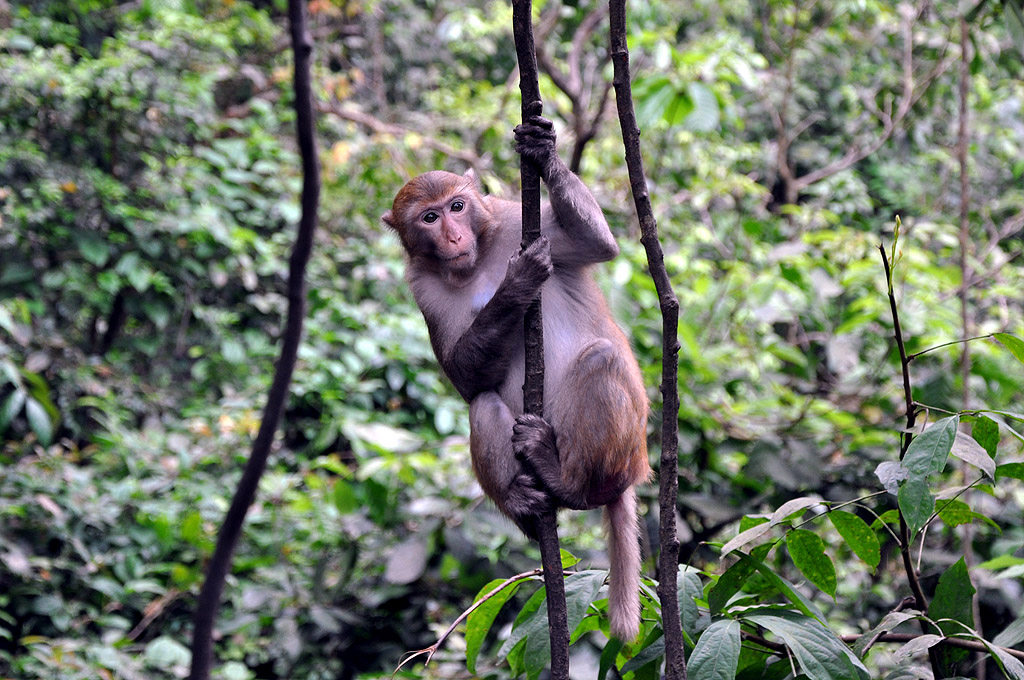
[188,2,320,678]
[609,3,684,679]
[395,568,548,672]
[839,633,1024,663]
[878,242,942,678]
[511,3,569,679]
[907,334,994,361]
[318,102,483,169]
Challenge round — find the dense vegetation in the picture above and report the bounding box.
[1,0,1024,678]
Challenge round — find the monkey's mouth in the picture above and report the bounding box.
[444,250,476,267]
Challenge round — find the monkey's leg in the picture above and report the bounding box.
[514,338,646,509]
[470,392,553,540]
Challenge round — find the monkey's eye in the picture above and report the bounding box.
[423,211,439,224]
[451,200,465,212]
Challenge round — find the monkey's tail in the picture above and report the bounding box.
[603,486,641,641]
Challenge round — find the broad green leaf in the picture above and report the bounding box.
[828,511,880,571]
[902,416,959,478]
[898,477,934,539]
[929,558,975,673]
[972,416,1000,457]
[852,610,921,657]
[689,619,740,680]
[25,397,53,446]
[997,462,1024,481]
[743,609,869,680]
[678,568,703,638]
[0,389,26,433]
[77,234,111,267]
[993,615,1024,648]
[181,511,203,545]
[720,520,773,558]
[497,586,546,659]
[598,637,624,680]
[936,498,998,529]
[564,570,605,638]
[770,497,823,525]
[466,578,521,674]
[708,556,756,615]
[979,554,1024,570]
[786,530,836,598]
[332,479,358,515]
[893,634,944,663]
[984,640,1024,680]
[951,431,995,479]
[559,549,581,569]
[144,636,191,668]
[994,333,1024,365]
[683,82,720,132]
[619,629,664,675]
[737,553,826,623]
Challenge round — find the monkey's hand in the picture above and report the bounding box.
[514,114,557,177]
[502,236,552,304]
[512,413,558,468]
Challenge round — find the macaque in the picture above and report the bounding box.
[382,115,650,641]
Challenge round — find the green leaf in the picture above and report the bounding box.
[743,609,870,680]
[929,557,975,673]
[902,416,959,478]
[564,570,606,638]
[984,639,1024,680]
[678,568,703,638]
[25,397,54,446]
[78,234,112,267]
[560,549,581,569]
[619,628,665,675]
[993,615,1024,649]
[466,578,521,674]
[786,530,836,598]
[898,477,934,539]
[951,431,995,479]
[852,611,921,657]
[972,415,1000,457]
[689,619,740,680]
[720,519,773,558]
[737,553,827,623]
[828,511,880,571]
[598,636,624,680]
[995,333,1024,365]
[0,389,26,433]
[144,636,191,669]
[497,586,546,660]
[996,462,1024,481]
[892,634,944,664]
[181,511,203,545]
[936,498,998,528]
[683,82,720,132]
[1006,0,1024,59]
[709,555,757,615]
[332,479,358,515]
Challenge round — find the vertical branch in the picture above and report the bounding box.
[511,2,570,679]
[956,17,984,679]
[607,3,684,679]
[878,244,942,678]
[187,2,320,678]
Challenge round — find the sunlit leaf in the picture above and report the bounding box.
[828,511,880,571]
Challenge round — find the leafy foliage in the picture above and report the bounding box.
[2,0,1024,678]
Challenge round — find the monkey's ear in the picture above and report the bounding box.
[381,210,395,229]
[463,168,479,187]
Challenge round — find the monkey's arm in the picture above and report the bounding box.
[515,116,618,267]
[435,237,552,401]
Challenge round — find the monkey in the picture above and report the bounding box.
[381,115,650,641]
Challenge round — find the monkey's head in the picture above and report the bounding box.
[382,170,492,279]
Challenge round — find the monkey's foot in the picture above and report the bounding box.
[506,471,553,541]
[512,414,558,468]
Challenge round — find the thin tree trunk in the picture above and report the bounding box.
[608,2,684,678]
[188,1,320,677]
[511,2,570,679]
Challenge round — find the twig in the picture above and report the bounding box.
[188,2,320,678]
[394,569,547,673]
[608,3,684,679]
[511,2,570,679]
[839,633,1024,663]
[878,241,941,678]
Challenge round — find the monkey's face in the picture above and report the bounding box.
[383,171,490,281]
